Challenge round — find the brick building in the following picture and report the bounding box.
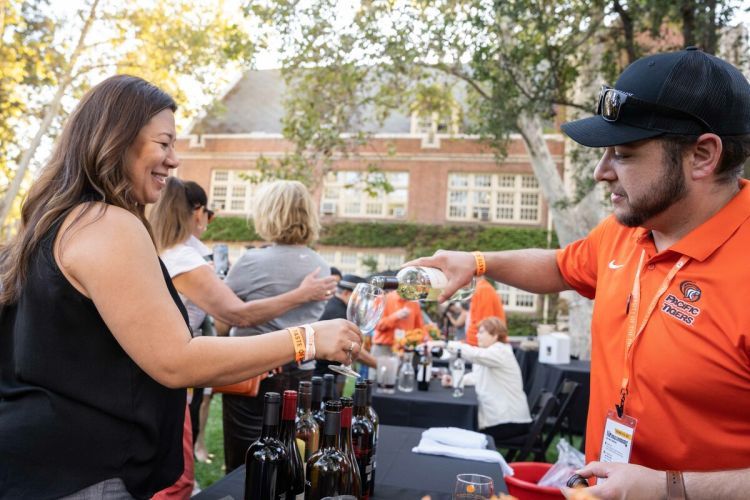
[175,70,565,314]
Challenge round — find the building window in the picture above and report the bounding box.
[320,170,409,219]
[495,282,538,313]
[446,173,542,224]
[209,169,265,215]
[318,249,405,276]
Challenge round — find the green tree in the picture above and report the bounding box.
[0,0,255,233]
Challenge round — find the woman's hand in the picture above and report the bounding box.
[402,250,476,302]
[297,267,338,302]
[311,319,363,363]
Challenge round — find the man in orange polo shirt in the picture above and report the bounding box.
[406,48,750,499]
[465,277,506,346]
[372,290,424,356]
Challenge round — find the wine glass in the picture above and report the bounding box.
[453,474,494,499]
[330,283,385,378]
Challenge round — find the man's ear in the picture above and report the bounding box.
[689,133,723,181]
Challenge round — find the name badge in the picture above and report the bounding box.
[600,409,637,464]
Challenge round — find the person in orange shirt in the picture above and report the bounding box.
[405,48,750,499]
[372,290,424,356]
[465,277,506,346]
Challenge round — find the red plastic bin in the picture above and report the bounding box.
[504,462,564,500]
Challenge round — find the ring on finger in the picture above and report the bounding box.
[348,340,355,353]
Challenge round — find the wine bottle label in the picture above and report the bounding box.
[296,438,305,460]
[421,267,448,289]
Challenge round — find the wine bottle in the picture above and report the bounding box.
[365,379,379,497]
[295,381,319,462]
[244,392,288,500]
[322,373,336,405]
[450,349,466,398]
[311,376,325,429]
[370,266,475,301]
[305,400,353,500]
[339,397,362,498]
[352,382,374,500]
[417,347,431,392]
[280,390,305,500]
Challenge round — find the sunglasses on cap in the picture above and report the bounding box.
[596,85,714,133]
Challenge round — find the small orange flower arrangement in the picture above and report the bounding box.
[396,324,444,351]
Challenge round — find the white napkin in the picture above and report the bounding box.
[412,437,514,477]
[422,427,488,449]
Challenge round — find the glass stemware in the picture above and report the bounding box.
[453,473,494,499]
[329,283,385,378]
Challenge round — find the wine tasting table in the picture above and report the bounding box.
[372,378,479,430]
[193,424,508,499]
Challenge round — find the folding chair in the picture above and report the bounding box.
[495,390,557,462]
[542,379,581,452]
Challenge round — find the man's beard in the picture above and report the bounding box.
[615,158,688,228]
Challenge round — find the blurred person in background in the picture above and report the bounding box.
[465,276,505,346]
[216,180,336,472]
[441,301,467,341]
[0,75,361,499]
[372,290,424,356]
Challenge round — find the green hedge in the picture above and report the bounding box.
[203,217,558,259]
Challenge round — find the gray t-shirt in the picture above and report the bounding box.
[225,244,329,340]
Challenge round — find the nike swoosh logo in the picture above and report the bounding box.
[608,260,624,269]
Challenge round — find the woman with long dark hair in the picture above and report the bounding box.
[0,75,360,499]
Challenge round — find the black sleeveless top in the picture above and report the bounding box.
[0,218,187,499]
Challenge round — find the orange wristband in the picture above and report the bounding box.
[472,251,486,276]
[288,327,306,363]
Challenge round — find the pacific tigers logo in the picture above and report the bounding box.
[679,281,702,303]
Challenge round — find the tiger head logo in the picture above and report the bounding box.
[680,281,702,303]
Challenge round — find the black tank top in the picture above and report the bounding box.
[0,217,187,499]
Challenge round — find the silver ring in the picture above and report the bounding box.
[325,290,332,296]
[348,341,355,353]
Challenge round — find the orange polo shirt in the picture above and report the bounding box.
[373,291,424,346]
[465,277,506,346]
[556,179,750,471]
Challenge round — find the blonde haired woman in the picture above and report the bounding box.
[218,180,335,471]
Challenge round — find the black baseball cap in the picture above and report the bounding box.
[337,274,366,291]
[562,47,750,147]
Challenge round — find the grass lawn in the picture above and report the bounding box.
[194,394,226,489]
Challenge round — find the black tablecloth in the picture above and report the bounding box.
[193,424,507,500]
[372,378,478,430]
[527,360,590,434]
[514,348,539,395]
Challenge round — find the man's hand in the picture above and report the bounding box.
[402,250,476,303]
[562,462,665,500]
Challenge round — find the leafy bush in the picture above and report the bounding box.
[203,217,558,259]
